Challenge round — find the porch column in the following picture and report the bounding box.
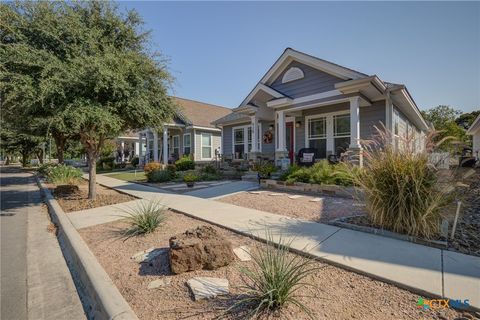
[251,116,258,152]
[276,110,287,152]
[121,141,125,162]
[349,96,361,149]
[153,130,159,162]
[145,131,150,162]
[162,127,168,165]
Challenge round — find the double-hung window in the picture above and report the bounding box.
[201,133,212,159]
[234,128,245,159]
[333,114,350,156]
[183,134,191,156]
[172,135,180,158]
[307,117,327,159]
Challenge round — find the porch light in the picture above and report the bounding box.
[269,125,274,131]
[295,121,301,128]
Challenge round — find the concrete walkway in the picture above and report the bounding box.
[1,166,85,320]
[87,174,480,310]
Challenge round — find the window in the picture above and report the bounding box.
[172,135,179,158]
[201,133,212,159]
[307,117,327,159]
[333,114,350,156]
[247,127,252,152]
[234,128,245,159]
[183,134,191,156]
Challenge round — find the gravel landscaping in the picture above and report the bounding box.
[78,210,472,320]
[49,180,137,213]
[216,190,365,223]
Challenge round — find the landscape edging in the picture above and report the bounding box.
[35,176,139,320]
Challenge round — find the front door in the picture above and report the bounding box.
[286,122,294,164]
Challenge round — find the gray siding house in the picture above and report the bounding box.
[212,48,429,165]
[137,97,231,164]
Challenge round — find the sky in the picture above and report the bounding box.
[121,1,480,113]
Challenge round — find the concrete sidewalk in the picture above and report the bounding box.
[90,174,480,310]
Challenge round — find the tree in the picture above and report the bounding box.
[455,110,480,130]
[1,1,175,199]
[421,105,467,151]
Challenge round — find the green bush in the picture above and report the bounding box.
[183,172,199,183]
[46,165,82,185]
[37,163,58,176]
[282,160,355,186]
[350,128,449,239]
[229,231,318,319]
[147,169,172,183]
[98,156,115,170]
[175,156,195,171]
[279,164,300,181]
[165,164,177,177]
[122,200,166,237]
[203,164,217,175]
[131,156,139,167]
[200,173,220,181]
[253,160,277,178]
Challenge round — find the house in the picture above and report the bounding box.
[467,114,480,159]
[134,97,231,164]
[212,48,429,165]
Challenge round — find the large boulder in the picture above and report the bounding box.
[169,226,235,274]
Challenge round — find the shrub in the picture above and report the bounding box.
[253,160,277,178]
[37,163,58,176]
[175,156,195,171]
[147,169,172,183]
[279,164,300,181]
[131,156,139,167]
[143,161,162,174]
[98,156,115,170]
[165,164,176,177]
[281,161,355,186]
[122,200,166,237]
[200,173,220,181]
[229,231,318,319]
[350,127,450,239]
[203,164,217,175]
[47,165,82,185]
[183,172,199,183]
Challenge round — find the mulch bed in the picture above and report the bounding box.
[49,180,137,213]
[79,210,472,320]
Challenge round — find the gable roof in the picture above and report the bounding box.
[173,97,232,128]
[467,114,480,135]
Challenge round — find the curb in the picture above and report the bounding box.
[35,177,139,320]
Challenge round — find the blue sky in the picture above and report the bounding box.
[122,1,479,112]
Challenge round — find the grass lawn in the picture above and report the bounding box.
[106,171,146,182]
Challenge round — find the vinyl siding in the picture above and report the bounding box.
[270,61,343,98]
[260,120,275,153]
[359,100,386,139]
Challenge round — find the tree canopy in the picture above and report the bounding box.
[1,1,176,198]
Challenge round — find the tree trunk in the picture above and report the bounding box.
[21,151,28,167]
[36,149,44,164]
[87,152,97,200]
[54,134,66,164]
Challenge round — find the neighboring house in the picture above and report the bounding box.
[467,114,480,159]
[135,97,231,164]
[212,48,429,165]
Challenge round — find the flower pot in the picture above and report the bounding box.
[186,181,195,188]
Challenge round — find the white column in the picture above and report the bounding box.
[162,127,168,165]
[121,141,125,162]
[276,110,287,151]
[153,130,159,162]
[138,133,143,158]
[135,142,140,156]
[251,116,258,152]
[349,96,361,149]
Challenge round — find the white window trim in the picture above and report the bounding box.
[172,135,180,156]
[183,133,191,155]
[305,111,350,157]
[200,132,212,160]
[232,124,262,156]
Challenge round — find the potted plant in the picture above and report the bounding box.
[183,172,199,187]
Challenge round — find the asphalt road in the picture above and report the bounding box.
[1,166,42,320]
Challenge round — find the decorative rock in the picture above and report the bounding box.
[310,197,323,202]
[169,226,235,274]
[131,247,168,263]
[187,277,229,301]
[288,195,303,199]
[147,278,171,289]
[233,246,252,261]
[268,193,283,196]
[249,191,264,194]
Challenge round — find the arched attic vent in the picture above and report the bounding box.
[281,67,304,83]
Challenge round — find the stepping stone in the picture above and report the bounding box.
[147,278,171,289]
[187,277,229,301]
[309,197,323,202]
[249,191,264,194]
[288,195,304,199]
[268,193,283,196]
[131,247,167,263]
[233,246,252,261]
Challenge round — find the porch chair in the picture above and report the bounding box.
[297,148,317,167]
